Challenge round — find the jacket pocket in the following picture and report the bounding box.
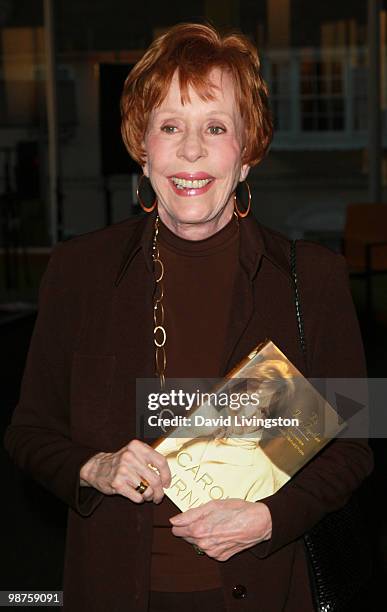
[70,352,116,447]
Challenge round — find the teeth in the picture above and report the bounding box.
[171,177,212,189]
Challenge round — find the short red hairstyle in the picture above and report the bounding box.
[120,22,273,167]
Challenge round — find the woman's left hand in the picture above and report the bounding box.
[169,499,272,561]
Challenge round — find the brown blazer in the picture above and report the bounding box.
[4,211,373,612]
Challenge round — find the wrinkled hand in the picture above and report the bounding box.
[169,499,272,561]
[79,439,171,504]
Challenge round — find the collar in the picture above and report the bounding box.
[114,211,156,286]
[114,210,291,287]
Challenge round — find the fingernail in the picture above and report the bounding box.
[169,516,180,524]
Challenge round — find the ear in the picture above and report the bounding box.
[142,161,149,178]
[141,139,149,177]
[239,162,250,182]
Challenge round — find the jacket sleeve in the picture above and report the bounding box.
[3,242,105,517]
[250,250,374,558]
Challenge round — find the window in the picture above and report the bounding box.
[300,58,345,131]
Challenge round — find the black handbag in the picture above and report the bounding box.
[290,239,372,612]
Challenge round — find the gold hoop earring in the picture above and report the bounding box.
[234,180,251,218]
[136,174,157,213]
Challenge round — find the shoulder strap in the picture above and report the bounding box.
[290,239,307,364]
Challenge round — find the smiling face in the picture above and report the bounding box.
[142,68,250,239]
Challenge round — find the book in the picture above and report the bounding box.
[152,339,346,511]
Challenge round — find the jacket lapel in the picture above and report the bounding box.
[219,214,291,375]
[114,211,156,287]
[218,229,257,375]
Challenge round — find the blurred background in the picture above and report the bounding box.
[1,0,386,607]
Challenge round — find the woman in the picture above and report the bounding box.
[4,22,373,612]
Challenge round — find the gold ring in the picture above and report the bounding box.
[135,479,149,494]
[193,544,205,556]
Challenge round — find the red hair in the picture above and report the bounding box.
[120,22,273,167]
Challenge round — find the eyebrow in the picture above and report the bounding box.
[155,109,233,119]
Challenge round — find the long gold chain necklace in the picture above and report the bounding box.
[152,215,167,388]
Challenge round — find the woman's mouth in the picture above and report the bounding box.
[168,176,214,197]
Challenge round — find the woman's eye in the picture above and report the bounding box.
[208,125,226,135]
[161,125,178,134]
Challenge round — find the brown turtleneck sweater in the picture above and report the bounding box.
[150,215,240,592]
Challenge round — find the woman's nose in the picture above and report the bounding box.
[177,129,207,162]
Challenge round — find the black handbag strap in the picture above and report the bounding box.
[290,239,307,368]
[290,240,371,612]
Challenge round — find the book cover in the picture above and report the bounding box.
[152,340,346,511]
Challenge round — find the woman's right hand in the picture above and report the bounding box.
[79,439,172,503]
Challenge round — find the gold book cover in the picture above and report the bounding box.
[152,340,346,511]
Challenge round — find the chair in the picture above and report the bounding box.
[342,204,387,316]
